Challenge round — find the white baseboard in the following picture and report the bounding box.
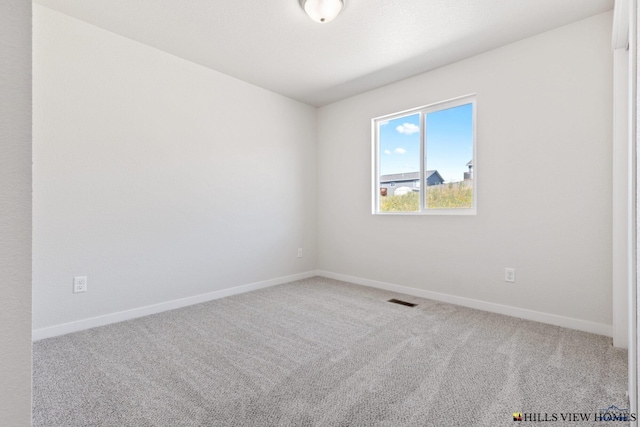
[317,270,613,338]
[32,271,319,341]
[33,269,613,341]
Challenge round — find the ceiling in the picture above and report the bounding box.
[35,0,614,107]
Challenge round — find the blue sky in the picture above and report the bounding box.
[378,103,473,182]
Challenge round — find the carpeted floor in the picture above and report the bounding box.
[33,277,629,426]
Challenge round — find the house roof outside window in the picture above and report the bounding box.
[380,171,442,183]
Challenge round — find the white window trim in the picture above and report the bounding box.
[372,94,477,215]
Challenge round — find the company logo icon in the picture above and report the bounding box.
[598,405,633,422]
[513,412,523,421]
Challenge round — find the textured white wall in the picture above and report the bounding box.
[33,5,317,329]
[317,12,614,326]
[0,0,32,425]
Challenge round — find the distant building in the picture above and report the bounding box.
[380,170,444,196]
[464,160,473,180]
[426,170,445,186]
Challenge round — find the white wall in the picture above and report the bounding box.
[633,0,639,418]
[33,5,616,338]
[0,0,32,425]
[613,46,630,348]
[317,12,614,329]
[33,5,317,331]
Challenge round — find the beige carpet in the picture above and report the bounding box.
[33,277,629,426]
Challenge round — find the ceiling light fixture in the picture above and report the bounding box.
[299,0,344,24]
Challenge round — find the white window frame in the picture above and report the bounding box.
[372,94,477,215]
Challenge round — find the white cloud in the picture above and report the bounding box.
[384,150,391,155]
[394,148,407,154]
[396,123,419,135]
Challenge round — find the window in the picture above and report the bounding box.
[372,95,476,215]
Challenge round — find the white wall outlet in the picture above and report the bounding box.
[297,248,303,258]
[73,276,87,293]
[505,268,516,283]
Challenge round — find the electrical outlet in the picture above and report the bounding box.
[297,248,303,258]
[73,276,87,293]
[505,268,515,283]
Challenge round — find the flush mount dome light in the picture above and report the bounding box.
[300,0,344,23]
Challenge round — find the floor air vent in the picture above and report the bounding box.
[387,299,417,307]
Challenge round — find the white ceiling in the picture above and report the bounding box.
[35,0,614,107]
